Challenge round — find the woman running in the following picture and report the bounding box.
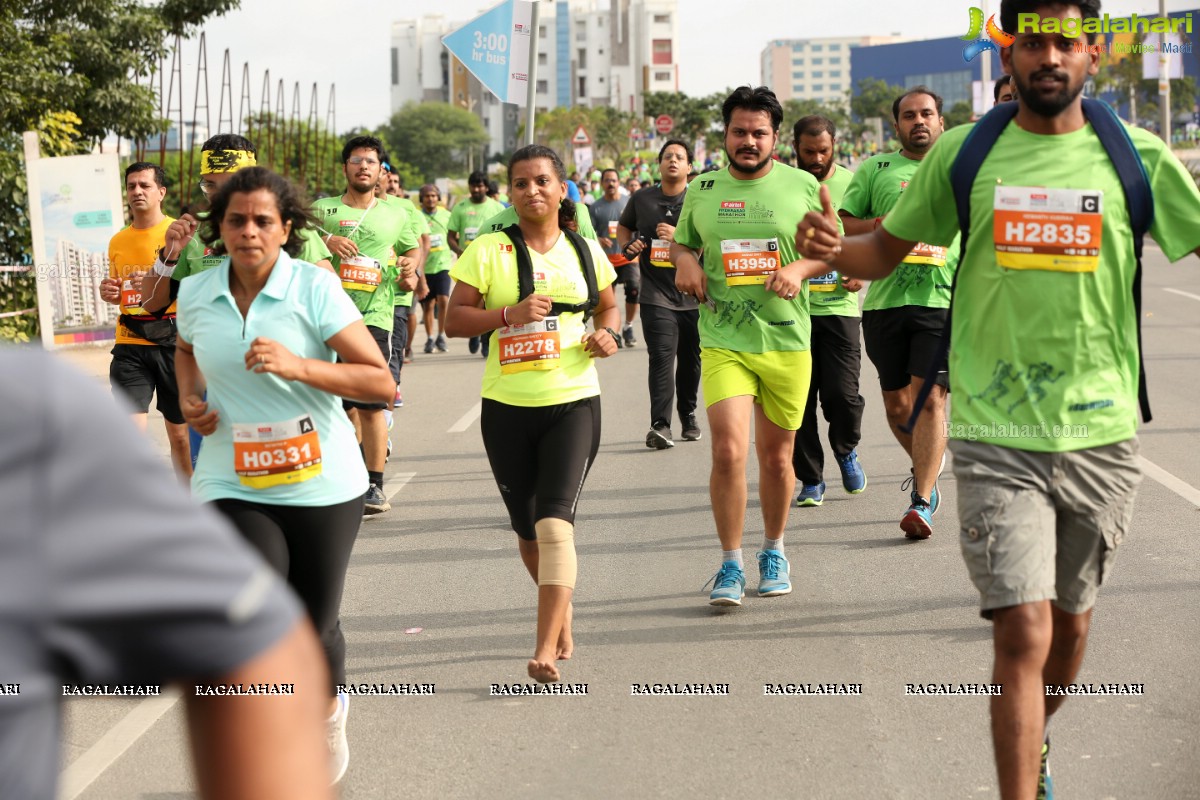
[446,145,619,683]
[175,167,394,783]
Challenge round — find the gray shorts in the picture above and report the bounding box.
[950,438,1141,619]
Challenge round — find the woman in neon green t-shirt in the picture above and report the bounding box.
[446,145,620,684]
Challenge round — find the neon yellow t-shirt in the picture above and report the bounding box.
[450,231,616,407]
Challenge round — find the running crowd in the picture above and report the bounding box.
[47,1,1200,799]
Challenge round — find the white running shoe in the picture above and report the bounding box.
[328,691,350,785]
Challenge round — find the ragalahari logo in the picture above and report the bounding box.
[961,7,1015,62]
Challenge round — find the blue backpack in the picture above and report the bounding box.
[902,98,1155,433]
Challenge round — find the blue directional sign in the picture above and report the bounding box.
[442,0,534,105]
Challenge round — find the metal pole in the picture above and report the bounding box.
[524,0,541,145]
[980,0,991,110]
[1158,0,1171,144]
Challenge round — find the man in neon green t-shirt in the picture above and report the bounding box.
[418,184,454,353]
[840,87,959,539]
[672,86,827,608]
[790,114,867,508]
[799,3,1200,794]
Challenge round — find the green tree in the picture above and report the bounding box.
[782,98,853,136]
[1,0,239,266]
[642,91,724,148]
[943,100,975,129]
[379,103,490,182]
[851,78,907,123]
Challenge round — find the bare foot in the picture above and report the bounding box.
[527,658,560,683]
[556,602,574,661]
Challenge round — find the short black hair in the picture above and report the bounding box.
[1001,0,1103,43]
[892,86,944,122]
[468,170,489,186]
[341,135,384,164]
[487,180,499,195]
[507,145,567,184]
[419,183,440,198]
[721,85,783,131]
[793,115,837,142]
[202,167,315,259]
[124,161,166,187]
[201,134,256,157]
[658,138,695,164]
[993,74,1014,102]
[600,168,620,181]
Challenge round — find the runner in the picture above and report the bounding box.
[995,74,1017,103]
[445,144,619,683]
[449,171,507,355]
[839,87,958,539]
[790,116,867,506]
[671,85,826,607]
[313,135,421,515]
[98,162,190,478]
[418,184,454,353]
[175,167,396,784]
[797,1,1200,795]
[590,168,639,347]
[617,139,701,448]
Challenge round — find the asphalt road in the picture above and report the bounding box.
[56,242,1200,799]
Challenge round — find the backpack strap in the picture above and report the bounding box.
[502,224,600,322]
[1081,98,1154,422]
[900,103,1020,435]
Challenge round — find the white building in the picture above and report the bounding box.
[760,36,902,104]
[389,0,681,154]
[51,240,112,329]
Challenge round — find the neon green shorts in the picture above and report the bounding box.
[700,347,812,431]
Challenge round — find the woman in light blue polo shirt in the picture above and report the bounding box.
[175,167,393,784]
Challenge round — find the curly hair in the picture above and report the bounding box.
[201,167,315,259]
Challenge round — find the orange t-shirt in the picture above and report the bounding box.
[108,218,175,345]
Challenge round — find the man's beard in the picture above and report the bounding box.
[726,146,773,175]
[801,159,832,181]
[1014,68,1084,117]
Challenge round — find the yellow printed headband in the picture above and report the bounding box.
[200,149,256,175]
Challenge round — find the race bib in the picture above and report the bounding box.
[650,239,672,268]
[607,220,619,239]
[121,278,147,315]
[808,270,839,292]
[497,318,562,374]
[721,238,780,286]
[993,186,1102,272]
[429,233,445,252]
[901,242,948,267]
[464,226,480,242]
[233,415,322,489]
[339,254,382,293]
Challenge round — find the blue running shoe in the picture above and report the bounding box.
[900,492,933,539]
[835,449,867,494]
[930,451,947,515]
[1037,735,1053,800]
[703,561,745,606]
[757,549,792,597]
[796,482,825,507]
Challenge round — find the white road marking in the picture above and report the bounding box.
[1140,457,1200,509]
[1163,287,1200,303]
[386,472,416,502]
[59,693,180,799]
[448,401,483,433]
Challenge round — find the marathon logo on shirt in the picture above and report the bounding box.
[717,200,775,222]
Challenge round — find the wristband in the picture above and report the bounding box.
[604,327,621,347]
[323,234,333,244]
[501,306,511,327]
[152,256,177,278]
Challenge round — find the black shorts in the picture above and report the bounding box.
[109,344,184,423]
[423,271,451,299]
[613,263,640,303]
[343,325,392,410]
[861,306,950,392]
[480,396,602,540]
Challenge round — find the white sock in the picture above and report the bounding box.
[763,537,784,555]
[721,549,742,567]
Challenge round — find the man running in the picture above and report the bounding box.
[790,116,867,506]
[618,139,701,448]
[591,168,639,347]
[98,162,190,478]
[313,135,420,515]
[672,85,825,606]
[418,184,454,353]
[798,1,1200,795]
[449,171,506,355]
[839,87,958,539]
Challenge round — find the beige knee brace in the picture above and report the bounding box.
[535,517,577,589]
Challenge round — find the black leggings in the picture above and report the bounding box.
[480,396,602,540]
[211,495,364,693]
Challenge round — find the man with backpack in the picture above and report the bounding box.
[796,2,1200,797]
